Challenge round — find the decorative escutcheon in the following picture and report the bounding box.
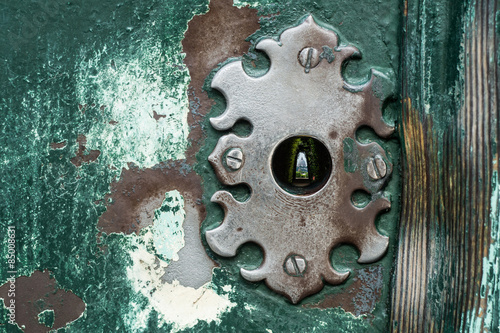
[206,15,394,303]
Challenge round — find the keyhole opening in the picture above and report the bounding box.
[271,136,332,195]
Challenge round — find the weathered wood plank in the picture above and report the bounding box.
[391,0,498,331]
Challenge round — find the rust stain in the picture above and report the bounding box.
[0,270,86,332]
[305,266,384,316]
[182,0,260,162]
[70,134,101,167]
[152,110,166,121]
[50,141,67,150]
[98,0,260,235]
[98,162,205,235]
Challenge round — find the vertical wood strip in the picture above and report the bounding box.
[390,0,498,330]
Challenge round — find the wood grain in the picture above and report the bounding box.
[391,0,499,331]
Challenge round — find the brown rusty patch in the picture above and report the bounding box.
[305,266,384,316]
[182,0,259,162]
[98,0,260,235]
[50,141,67,150]
[70,134,101,167]
[98,161,205,235]
[96,0,259,276]
[0,270,85,332]
[152,110,166,121]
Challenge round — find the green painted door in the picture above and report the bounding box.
[0,0,498,332]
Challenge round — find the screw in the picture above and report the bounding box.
[284,255,307,277]
[366,155,387,180]
[225,148,244,170]
[298,47,321,73]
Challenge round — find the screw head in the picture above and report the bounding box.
[225,148,244,170]
[298,47,321,73]
[284,254,307,277]
[366,155,387,180]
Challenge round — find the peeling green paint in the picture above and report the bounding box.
[126,230,235,332]
[0,0,402,331]
[75,44,190,170]
[37,309,55,329]
[468,168,500,331]
[150,190,186,262]
[0,0,208,331]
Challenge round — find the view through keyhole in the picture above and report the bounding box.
[271,136,332,195]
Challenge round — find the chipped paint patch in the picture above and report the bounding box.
[149,190,186,261]
[126,230,235,332]
[75,42,190,171]
[244,303,258,312]
[0,270,86,331]
[123,301,151,332]
[232,0,260,8]
[38,309,55,328]
[468,169,500,330]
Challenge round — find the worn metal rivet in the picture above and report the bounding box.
[298,47,320,73]
[367,155,387,180]
[284,255,307,277]
[225,148,244,170]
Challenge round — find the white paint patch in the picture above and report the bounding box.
[467,169,500,331]
[233,0,259,8]
[150,190,186,261]
[221,285,233,293]
[123,301,151,332]
[126,240,235,332]
[75,42,189,170]
[244,303,258,312]
[123,191,235,331]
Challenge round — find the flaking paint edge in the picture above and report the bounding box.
[126,229,235,332]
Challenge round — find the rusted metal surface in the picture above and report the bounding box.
[97,0,259,235]
[306,266,384,317]
[96,0,260,290]
[0,270,86,332]
[206,16,394,303]
[98,163,203,234]
[70,134,101,167]
[182,0,259,162]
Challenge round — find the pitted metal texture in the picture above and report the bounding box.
[206,16,394,303]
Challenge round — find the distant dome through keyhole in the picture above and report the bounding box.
[271,136,332,195]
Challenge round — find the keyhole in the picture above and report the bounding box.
[271,136,332,195]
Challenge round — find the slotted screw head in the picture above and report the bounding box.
[298,47,321,73]
[366,155,387,180]
[284,254,307,277]
[225,148,244,170]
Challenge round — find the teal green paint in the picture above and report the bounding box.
[197,4,402,332]
[468,169,499,331]
[37,309,55,329]
[402,0,466,129]
[0,0,209,331]
[149,190,185,262]
[0,0,401,332]
[75,44,190,170]
[398,0,499,330]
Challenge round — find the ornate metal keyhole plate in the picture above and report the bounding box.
[206,16,394,303]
